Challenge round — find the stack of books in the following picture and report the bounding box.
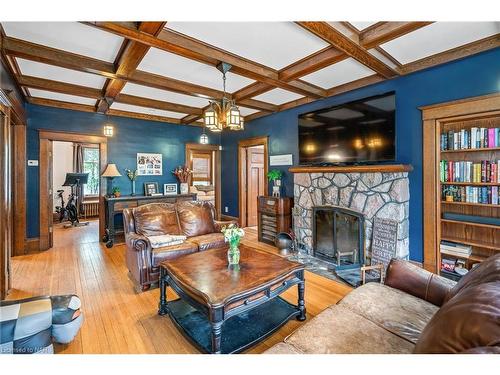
[441,127,500,150]
[440,241,472,258]
[440,160,499,183]
[441,184,499,204]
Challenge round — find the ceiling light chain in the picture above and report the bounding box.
[203,62,244,132]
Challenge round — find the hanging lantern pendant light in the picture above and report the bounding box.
[203,62,244,132]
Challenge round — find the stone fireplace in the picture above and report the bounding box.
[293,171,410,260]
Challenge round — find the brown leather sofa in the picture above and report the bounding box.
[123,201,236,292]
[266,254,500,354]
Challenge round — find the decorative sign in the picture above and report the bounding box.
[371,217,398,268]
[137,153,162,176]
[270,154,293,166]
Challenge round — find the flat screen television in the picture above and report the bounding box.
[298,92,396,165]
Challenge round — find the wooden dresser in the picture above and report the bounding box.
[103,193,196,248]
[257,196,293,245]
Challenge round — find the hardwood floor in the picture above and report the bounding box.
[7,221,351,354]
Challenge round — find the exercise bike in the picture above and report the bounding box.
[56,173,90,228]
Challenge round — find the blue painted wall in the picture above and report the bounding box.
[26,104,220,238]
[221,48,500,262]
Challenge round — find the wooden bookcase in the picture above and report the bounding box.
[422,93,500,274]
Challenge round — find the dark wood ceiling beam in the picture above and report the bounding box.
[360,22,434,49]
[232,82,271,101]
[17,74,102,98]
[17,74,202,116]
[278,46,345,82]
[115,93,200,115]
[96,21,166,113]
[296,21,398,78]
[2,36,116,77]
[238,98,277,112]
[399,33,500,75]
[27,97,96,113]
[232,47,345,102]
[86,22,327,99]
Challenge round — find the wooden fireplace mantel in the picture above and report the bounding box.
[288,164,413,174]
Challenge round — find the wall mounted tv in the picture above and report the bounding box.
[298,92,396,165]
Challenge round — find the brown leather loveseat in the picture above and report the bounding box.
[266,253,500,354]
[123,201,235,292]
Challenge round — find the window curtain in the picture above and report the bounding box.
[73,143,84,216]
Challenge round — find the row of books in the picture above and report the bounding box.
[440,240,472,257]
[441,185,500,205]
[439,160,500,183]
[440,128,500,151]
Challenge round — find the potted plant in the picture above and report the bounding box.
[267,169,283,197]
[125,169,138,196]
[112,186,121,198]
[221,223,245,266]
[172,166,193,195]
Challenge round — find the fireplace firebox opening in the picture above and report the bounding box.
[312,206,364,269]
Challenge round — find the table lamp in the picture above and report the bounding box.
[101,163,122,197]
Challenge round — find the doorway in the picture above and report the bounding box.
[185,143,221,218]
[238,136,269,228]
[39,131,107,251]
[51,141,101,246]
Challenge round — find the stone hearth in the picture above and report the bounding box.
[293,171,410,259]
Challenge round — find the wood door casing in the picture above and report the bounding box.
[39,130,108,251]
[185,143,221,219]
[238,136,269,228]
[246,147,265,226]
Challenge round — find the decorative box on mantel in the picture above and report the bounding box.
[289,164,412,260]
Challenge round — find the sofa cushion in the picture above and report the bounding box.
[338,282,439,344]
[444,253,500,303]
[187,233,227,252]
[133,203,180,237]
[282,305,414,354]
[176,201,216,237]
[151,242,198,267]
[414,281,500,353]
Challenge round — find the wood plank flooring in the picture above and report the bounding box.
[7,221,351,354]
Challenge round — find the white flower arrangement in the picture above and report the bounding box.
[221,224,245,247]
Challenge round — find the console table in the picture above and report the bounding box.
[103,194,196,248]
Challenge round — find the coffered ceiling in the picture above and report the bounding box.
[1,21,499,126]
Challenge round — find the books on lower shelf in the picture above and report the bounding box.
[440,240,472,258]
[439,160,499,183]
[441,184,499,204]
[440,127,500,151]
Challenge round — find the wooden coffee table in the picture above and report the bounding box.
[158,244,306,354]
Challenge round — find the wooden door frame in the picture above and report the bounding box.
[238,136,269,227]
[0,103,12,299]
[420,93,500,273]
[39,130,108,251]
[185,143,222,219]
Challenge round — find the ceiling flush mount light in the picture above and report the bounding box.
[204,62,244,132]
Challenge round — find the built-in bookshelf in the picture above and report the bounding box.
[437,114,500,280]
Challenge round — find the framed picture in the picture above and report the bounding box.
[144,182,159,196]
[137,153,162,176]
[163,183,178,196]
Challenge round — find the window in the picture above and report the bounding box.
[83,147,99,196]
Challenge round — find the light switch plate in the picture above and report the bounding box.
[28,160,39,166]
